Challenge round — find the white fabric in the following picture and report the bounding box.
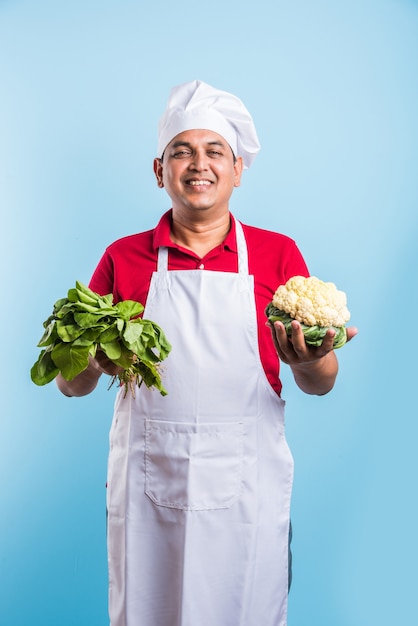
[106,221,294,625]
[157,80,261,169]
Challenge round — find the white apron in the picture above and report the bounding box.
[106,221,294,626]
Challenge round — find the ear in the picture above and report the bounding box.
[153,158,164,188]
[233,156,244,188]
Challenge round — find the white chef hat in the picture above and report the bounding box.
[157,80,260,169]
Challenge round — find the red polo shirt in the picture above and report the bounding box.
[89,210,309,395]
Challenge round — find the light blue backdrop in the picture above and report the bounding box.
[1,1,417,624]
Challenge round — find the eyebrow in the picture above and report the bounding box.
[170,139,227,149]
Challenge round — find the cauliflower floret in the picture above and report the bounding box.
[272,276,350,328]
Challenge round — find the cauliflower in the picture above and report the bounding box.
[265,276,351,349]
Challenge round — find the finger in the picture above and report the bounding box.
[271,321,296,363]
[346,326,358,342]
[271,321,287,352]
[319,328,336,353]
[288,321,310,355]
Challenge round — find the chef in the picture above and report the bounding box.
[57,80,356,626]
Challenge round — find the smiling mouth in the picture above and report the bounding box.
[186,180,213,186]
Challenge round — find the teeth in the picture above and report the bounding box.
[188,180,211,186]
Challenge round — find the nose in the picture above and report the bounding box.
[189,148,209,171]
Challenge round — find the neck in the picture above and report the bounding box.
[170,212,231,258]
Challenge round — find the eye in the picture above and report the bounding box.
[172,149,192,158]
[207,150,223,157]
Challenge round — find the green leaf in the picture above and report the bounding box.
[97,324,120,344]
[68,282,101,306]
[105,344,135,369]
[130,360,168,396]
[98,293,114,308]
[73,311,109,329]
[52,297,69,313]
[76,281,113,304]
[116,318,125,332]
[56,319,86,342]
[72,300,114,315]
[54,302,78,318]
[37,320,58,347]
[152,325,172,359]
[51,343,91,380]
[115,300,144,320]
[30,348,60,385]
[122,320,144,349]
[100,340,122,361]
[72,327,103,346]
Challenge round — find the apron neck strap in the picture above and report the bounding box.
[235,220,249,275]
[157,246,169,271]
[157,218,249,275]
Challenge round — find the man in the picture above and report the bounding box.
[57,80,356,626]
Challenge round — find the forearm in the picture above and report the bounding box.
[290,351,338,395]
[56,357,103,397]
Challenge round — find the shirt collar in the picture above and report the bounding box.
[153,209,238,253]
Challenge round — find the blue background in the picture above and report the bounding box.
[1,1,417,624]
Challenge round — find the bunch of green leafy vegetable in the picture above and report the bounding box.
[31,281,172,396]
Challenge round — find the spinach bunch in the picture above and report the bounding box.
[31,281,172,396]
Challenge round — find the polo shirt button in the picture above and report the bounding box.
[198,263,205,270]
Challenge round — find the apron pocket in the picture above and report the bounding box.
[145,419,244,511]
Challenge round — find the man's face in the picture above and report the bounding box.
[154,129,243,218]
